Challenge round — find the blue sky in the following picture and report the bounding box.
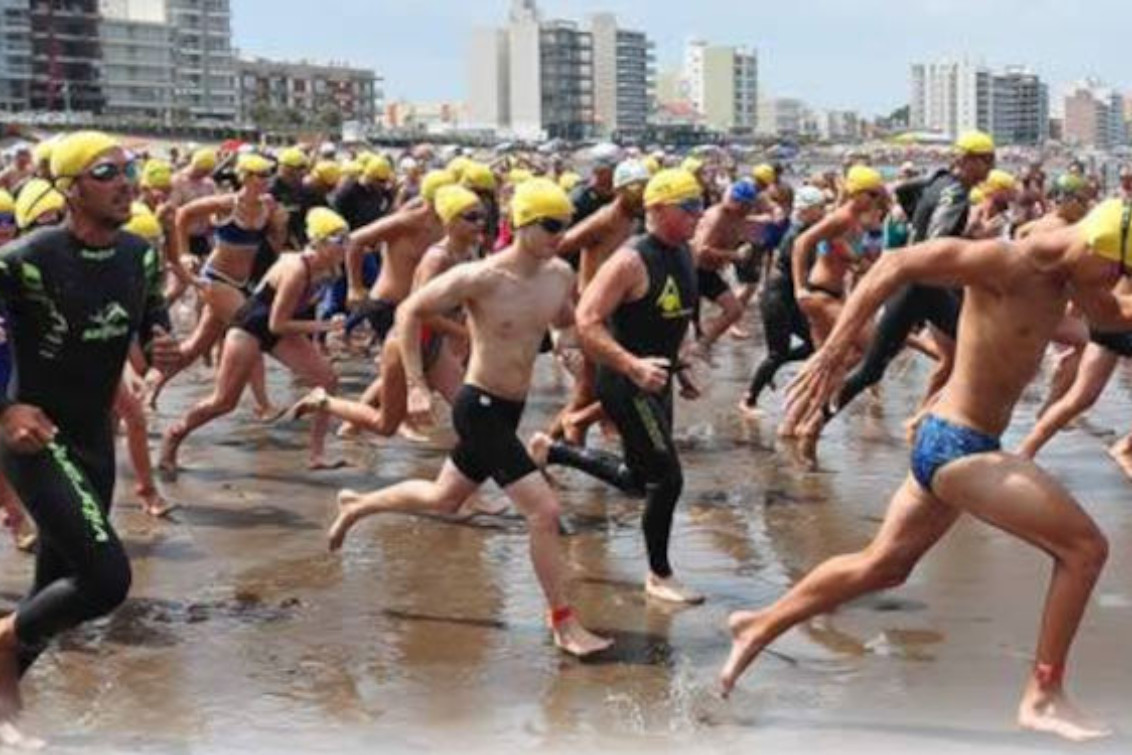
[233,0,1129,115]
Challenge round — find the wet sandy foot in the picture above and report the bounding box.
[1017,688,1112,742]
[327,489,361,552]
[720,609,771,699]
[1107,439,1132,481]
[645,574,705,605]
[552,616,613,658]
[138,489,179,519]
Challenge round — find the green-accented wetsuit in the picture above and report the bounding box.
[0,225,169,674]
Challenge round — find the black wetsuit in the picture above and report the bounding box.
[269,175,320,249]
[834,170,970,412]
[330,178,391,231]
[744,219,818,406]
[547,233,697,578]
[0,226,169,674]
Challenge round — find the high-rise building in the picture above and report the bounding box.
[683,40,757,133]
[236,57,380,127]
[167,0,236,121]
[467,27,510,130]
[589,13,654,138]
[1064,80,1125,149]
[0,0,31,112]
[29,0,106,113]
[756,96,807,138]
[468,0,595,140]
[991,67,1048,146]
[99,0,175,121]
[911,59,1047,145]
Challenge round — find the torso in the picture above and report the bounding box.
[371,204,443,302]
[463,256,574,400]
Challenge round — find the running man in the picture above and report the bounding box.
[0,132,178,741]
[529,169,706,605]
[820,132,996,432]
[326,179,612,658]
[721,198,1132,742]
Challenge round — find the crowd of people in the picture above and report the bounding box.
[0,126,1128,744]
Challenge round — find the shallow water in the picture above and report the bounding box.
[3,318,1132,754]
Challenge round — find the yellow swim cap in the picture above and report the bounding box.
[341,160,363,178]
[844,165,885,196]
[969,186,986,205]
[558,171,582,192]
[50,131,121,190]
[752,163,776,186]
[461,161,496,192]
[191,147,218,172]
[311,160,342,187]
[15,178,66,230]
[644,169,703,208]
[984,169,1016,193]
[306,207,349,244]
[512,178,574,228]
[0,190,13,215]
[680,157,705,176]
[643,156,661,176]
[33,140,54,166]
[356,151,376,166]
[278,147,309,169]
[140,160,173,191]
[508,168,534,186]
[236,153,273,176]
[434,185,481,226]
[1081,198,1132,268]
[124,204,163,242]
[447,156,473,181]
[955,130,996,156]
[364,155,393,182]
[421,169,456,203]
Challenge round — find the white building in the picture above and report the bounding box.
[821,109,863,142]
[683,39,757,133]
[757,96,807,138]
[467,0,594,141]
[910,59,1048,145]
[589,13,654,138]
[0,0,31,112]
[99,0,175,122]
[167,0,237,121]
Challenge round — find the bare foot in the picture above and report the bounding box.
[738,400,765,422]
[336,422,361,440]
[729,324,751,340]
[0,617,22,724]
[719,609,770,698]
[157,426,184,482]
[0,721,44,750]
[1018,684,1112,742]
[453,494,509,519]
[138,487,178,518]
[281,388,328,423]
[527,432,553,469]
[328,489,362,552]
[15,527,36,554]
[309,458,350,472]
[254,403,286,423]
[1107,438,1132,480]
[645,573,705,605]
[397,422,431,443]
[552,616,613,658]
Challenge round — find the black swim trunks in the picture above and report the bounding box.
[449,384,537,488]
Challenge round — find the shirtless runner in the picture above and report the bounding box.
[326,178,612,657]
[719,198,1132,742]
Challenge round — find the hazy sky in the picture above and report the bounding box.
[232,0,1129,115]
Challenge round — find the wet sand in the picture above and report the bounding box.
[3,321,1132,754]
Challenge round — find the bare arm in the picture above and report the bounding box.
[172,194,232,284]
[576,247,648,376]
[1070,263,1132,331]
[693,211,740,266]
[345,210,411,296]
[557,209,605,260]
[412,249,469,341]
[399,263,486,389]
